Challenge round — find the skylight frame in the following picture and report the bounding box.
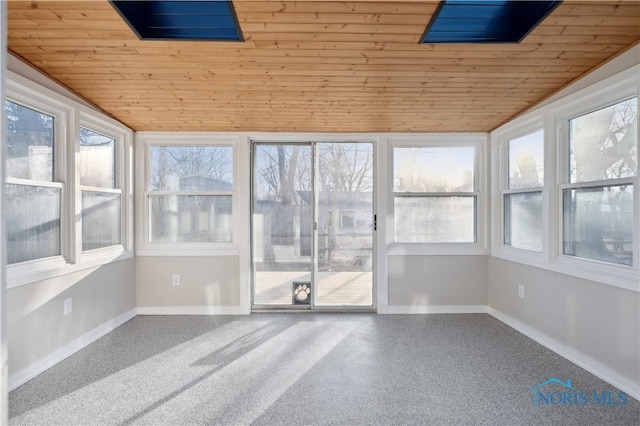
[420,0,562,44]
[110,0,244,42]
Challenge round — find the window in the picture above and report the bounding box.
[147,145,233,243]
[393,145,478,243]
[78,127,121,251]
[5,100,61,264]
[562,97,637,266]
[491,67,637,288]
[5,72,133,287]
[503,130,544,251]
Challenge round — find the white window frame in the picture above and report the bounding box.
[136,132,240,256]
[492,113,549,264]
[491,66,639,291]
[5,76,71,281]
[5,71,133,288]
[76,111,132,265]
[387,134,489,256]
[553,73,638,289]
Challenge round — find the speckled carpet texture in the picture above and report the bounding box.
[9,314,640,425]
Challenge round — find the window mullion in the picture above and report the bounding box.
[80,186,122,194]
[5,178,63,189]
[560,178,635,190]
[502,188,543,195]
[148,190,232,197]
[393,192,477,197]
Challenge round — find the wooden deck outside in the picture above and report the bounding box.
[254,271,373,307]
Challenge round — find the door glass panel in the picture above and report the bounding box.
[316,143,373,306]
[253,144,313,305]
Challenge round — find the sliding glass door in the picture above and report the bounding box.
[252,144,313,306]
[252,142,374,309]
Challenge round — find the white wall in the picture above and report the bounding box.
[489,258,639,393]
[488,45,640,399]
[136,256,241,314]
[8,260,136,389]
[388,255,487,311]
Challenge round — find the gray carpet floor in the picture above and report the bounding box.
[8,314,640,425]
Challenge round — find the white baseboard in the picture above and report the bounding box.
[379,305,489,314]
[137,305,249,315]
[9,308,137,391]
[488,307,640,401]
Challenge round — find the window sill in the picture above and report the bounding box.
[492,244,546,264]
[388,242,489,256]
[79,246,133,265]
[551,255,639,292]
[136,248,240,257]
[7,248,133,289]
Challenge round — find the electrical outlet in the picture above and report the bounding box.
[64,298,73,315]
[518,284,525,299]
[172,274,180,286]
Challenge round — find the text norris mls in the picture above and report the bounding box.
[532,378,628,407]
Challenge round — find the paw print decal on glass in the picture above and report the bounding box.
[292,281,311,305]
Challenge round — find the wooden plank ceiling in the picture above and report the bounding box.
[7,0,640,132]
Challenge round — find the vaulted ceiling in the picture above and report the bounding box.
[7,0,640,132]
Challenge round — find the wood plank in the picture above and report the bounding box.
[233,2,440,15]
[8,19,136,31]
[33,66,580,80]
[249,40,633,52]
[17,53,603,68]
[7,36,260,49]
[542,15,640,27]
[237,12,432,25]
[102,105,532,113]
[67,83,558,93]
[79,92,550,102]
[243,31,639,44]
[43,74,569,84]
[7,45,616,63]
[559,26,640,36]
[8,29,139,39]
[241,23,426,34]
[7,1,115,11]
[554,4,640,17]
[88,92,534,101]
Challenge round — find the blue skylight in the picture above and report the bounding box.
[110,1,243,41]
[421,0,562,44]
